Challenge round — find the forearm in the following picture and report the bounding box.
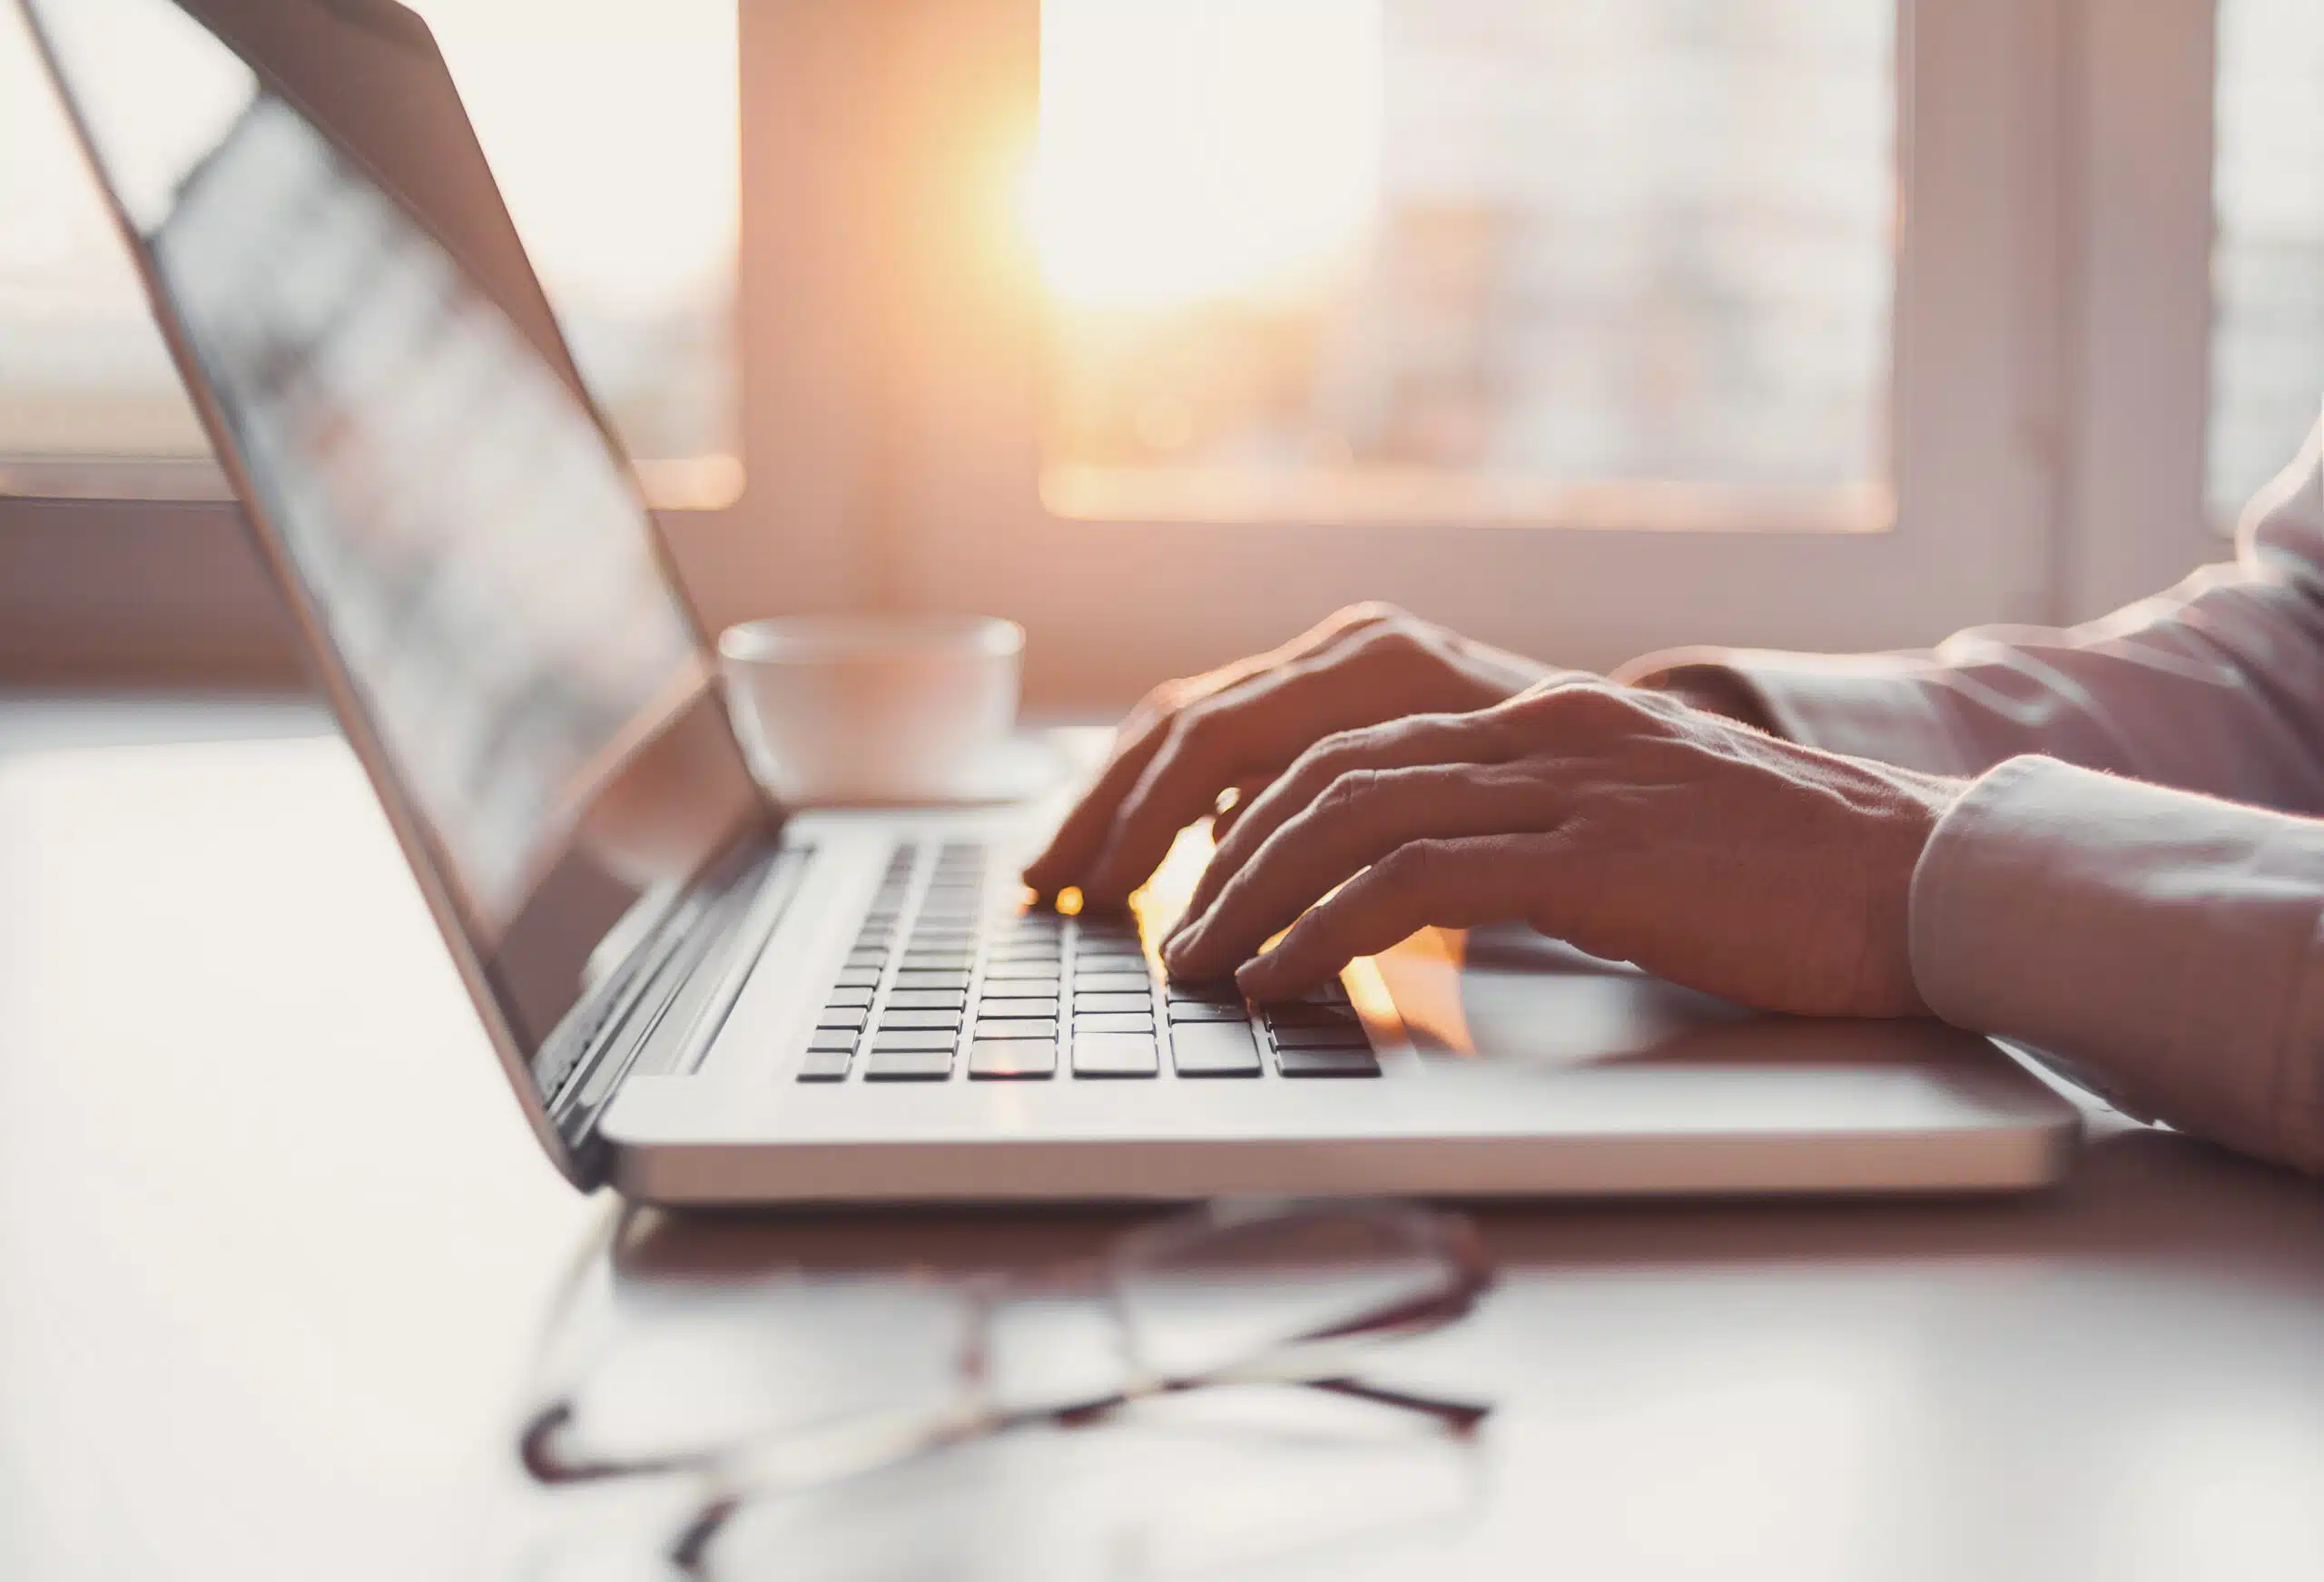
[1618,418,2324,809]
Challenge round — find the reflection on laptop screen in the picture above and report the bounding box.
[27,0,767,1089]
[166,92,710,934]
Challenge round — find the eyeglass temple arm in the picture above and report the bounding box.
[519,1400,715,1485]
[1304,1375,1492,1434]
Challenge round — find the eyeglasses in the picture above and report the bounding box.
[518,1198,1496,1577]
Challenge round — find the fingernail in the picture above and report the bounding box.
[1163,907,1202,950]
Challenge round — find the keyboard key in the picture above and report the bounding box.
[987,943,1061,964]
[1275,1046,1380,1077]
[901,952,975,972]
[797,1047,852,1082]
[1076,991,1154,1015]
[1167,1000,1249,1024]
[1166,978,1241,1005]
[866,1047,954,1081]
[989,980,1063,1002]
[834,968,881,989]
[877,1009,963,1031]
[1268,1023,1371,1050]
[1260,1003,1364,1029]
[894,971,971,991]
[1075,938,1146,959]
[886,988,968,1010]
[1073,971,1152,995]
[974,995,1059,1019]
[844,949,888,969]
[815,1007,868,1030]
[1073,1011,1156,1035]
[970,1040,1057,1079]
[985,959,1061,981]
[823,986,875,1008]
[872,1029,959,1053]
[806,1027,859,1052]
[973,1017,1059,1040]
[1073,1032,1159,1077]
[1169,1022,1263,1077]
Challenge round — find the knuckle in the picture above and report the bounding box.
[1338,599,1406,628]
[1283,726,1367,790]
[1151,712,1203,769]
[1374,838,1449,893]
[1124,682,1186,738]
[1313,767,1380,818]
[1148,675,1204,713]
[1157,702,1239,773]
[1354,621,1426,662]
[1523,680,1635,732]
[1312,721,1380,763]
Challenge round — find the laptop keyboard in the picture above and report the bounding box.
[797,840,1378,1084]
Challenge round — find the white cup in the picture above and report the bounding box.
[717,614,1025,804]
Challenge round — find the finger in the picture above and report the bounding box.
[1020,701,1176,894]
[1021,608,1399,892]
[1235,834,1567,1000]
[1174,709,1522,929]
[1165,761,1568,980]
[1077,665,1324,905]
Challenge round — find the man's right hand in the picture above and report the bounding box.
[1022,604,1558,907]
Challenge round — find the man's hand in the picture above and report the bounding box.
[1161,683,1965,1017]
[1023,604,1556,906]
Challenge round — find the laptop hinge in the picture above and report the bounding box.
[546,837,809,1186]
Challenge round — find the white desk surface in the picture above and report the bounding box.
[2,700,2319,1581]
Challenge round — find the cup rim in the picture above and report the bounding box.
[718,614,1024,664]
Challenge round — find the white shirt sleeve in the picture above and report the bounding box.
[1616,412,2324,1172]
[1619,415,2324,813]
[1912,756,2324,1172]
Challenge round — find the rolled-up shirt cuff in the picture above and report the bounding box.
[1908,755,2324,1170]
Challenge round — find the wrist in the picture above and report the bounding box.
[1871,768,1968,1017]
[1629,663,1777,733]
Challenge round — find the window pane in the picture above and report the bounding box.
[1032,0,1896,527]
[0,0,736,493]
[2209,0,2324,521]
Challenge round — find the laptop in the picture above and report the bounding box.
[24,0,2079,1203]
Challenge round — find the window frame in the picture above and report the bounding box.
[0,0,2236,705]
[780,0,2085,707]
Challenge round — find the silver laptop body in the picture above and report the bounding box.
[25,0,2079,1204]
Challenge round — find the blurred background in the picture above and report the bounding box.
[1,0,2318,702]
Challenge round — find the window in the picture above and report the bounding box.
[0,0,738,502]
[2209,0,2324,520]
[1032,0,1897,530]
[8,0,2263,699]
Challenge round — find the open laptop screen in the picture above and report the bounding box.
[25,0,769,1094]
